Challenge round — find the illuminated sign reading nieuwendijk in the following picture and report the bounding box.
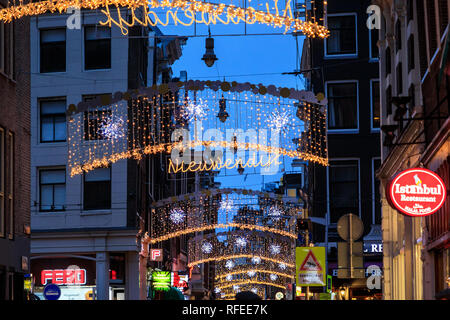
[41,269,87,286]
[387,168,447,217]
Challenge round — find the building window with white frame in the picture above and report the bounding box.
[371,80,380,130]
[83,167,111,210]
[328,160,359,223]
[327,82,358,130]
[39,169,66,212]
[40,99,67,143]
[84,26,111,70]
[326,14,357,56]
[40,29,66,73]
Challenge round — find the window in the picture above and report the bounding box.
[40,29,66,73]
[397,63,403,94]
[371,80,380,129]
[370,29,379,60]
[0,20,4,73]
[84,110,112,141]
[7,132,13,239]
[328,160,359,223]
[372,158,381,225]
[385,47,391,76]
[0,127,4,237]
[0,18,14,78]
[39,169,66,212]
[85,26,111,70]
[408,35,415,72]
[395,19,402,52]
[386,85,392,115]
[409,84,416,110]
[327,82,358,130]
[83,167,111,210]
[407,0,414,22]
[326,14,357,56]
[40,100,66,143]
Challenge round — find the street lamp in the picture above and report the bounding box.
[217,95,229,122]
[201,29,218,67]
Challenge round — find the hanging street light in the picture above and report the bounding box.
[202,28,218,67]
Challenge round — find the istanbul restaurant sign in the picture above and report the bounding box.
[387,168,447,217]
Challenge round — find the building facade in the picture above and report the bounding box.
[29,9,152,300]
[301,0,383,299]
[0,1,31,300]
[375,0,449,300]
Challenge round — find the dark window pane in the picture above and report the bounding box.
[327,82,358,129]
[396,19,402,51]
[329,161,359,223]
[373,159,381,225]
[40,29,66,73]
[397,63,403,94]
[326,15,357,55]
[39,169,65,212]
[408,35,415,72]
[40,100,66,142]
[85,27,111,70]
[372,81,380,128]
[84,168,111,210]
[371,29,379,59]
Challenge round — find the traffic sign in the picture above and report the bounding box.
[43,283,61,300]
[296,247,326,287]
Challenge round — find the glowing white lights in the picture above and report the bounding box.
[270,244,281,255]
[267,110,290,131]
[268,206,284,220]
[279,263,287,270]
[251,288,258,294]
[182,98,207,121]
[169,208,185,224]
[226,274,233,281]
[214,287,221,293]
[235,237,247,248]
[225,260,235,270]
[233,285,240,291]
[219,199,233,211]
[99,116,125,140]
[247,270,256,277]
[201,241,213,254]
[270,274,278,281]
[252,256,261,264]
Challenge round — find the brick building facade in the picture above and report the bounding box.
[0,0,31,300]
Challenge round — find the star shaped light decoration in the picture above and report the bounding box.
[252,256,261,264]
[267,110,290,131]
[270,244,281,255]
[169,208,186,224]
[226,274,233,281]
[247,270,256,277]
[182,98,208,121]
[99,116,126,140]
[270,274,278,281]
[279,263,287,270]
[268,205,284,220]
[219,199,233,211]
[235,236,247,248]
[225,260,235,270]
[201,241,213,254]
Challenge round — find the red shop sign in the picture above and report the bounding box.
[387,168,447,217]
[41,269,87,285]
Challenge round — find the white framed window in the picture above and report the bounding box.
[39,99,67,143]
[84,26,111,70]
[39,168,66,212]
[326,158,361,223]
[40,28,66,73]
[325,13,358,58]
[326,80,359,133]
[372,157,381,226]
[370,79,381,131]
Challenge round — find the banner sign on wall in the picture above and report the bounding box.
[387,168,447,217]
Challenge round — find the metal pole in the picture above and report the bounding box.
[305,228,309,300]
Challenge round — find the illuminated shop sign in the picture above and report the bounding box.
[363,242,383,254]
[152,271,171,291]
[387,168,447,217]
[41,269,87,286]
[150,249,163,262]
[171,272,189,291]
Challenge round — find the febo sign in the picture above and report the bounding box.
[41,269,87,285]
[387,168,447,217]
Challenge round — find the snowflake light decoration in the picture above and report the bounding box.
[270,274,278,281]
[233,285,240,292]
[219,199,233,211]
[214,288,221,293]
[99,116,126,140]
[201,241,213,254]
[268,205,283,220]
[270,244,281,255]
[225,260,235,270]
[252,256,261,264]
[247,270,256,277]
[267,110,290,131]
[235,237,247,248]
[169,208,185,224]
[279,263,287,270]
[182,98,208,121]
[226,274,233,281]
[251,288,258,294]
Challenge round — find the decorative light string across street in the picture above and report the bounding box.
[0,0,330,38]
[67,80,328,177]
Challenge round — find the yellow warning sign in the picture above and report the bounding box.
[296,247,326,287]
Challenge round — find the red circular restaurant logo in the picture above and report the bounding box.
[387,168,447,217]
